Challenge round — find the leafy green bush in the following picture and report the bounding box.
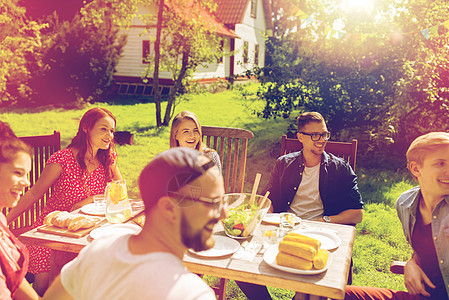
[25,14,126,107]
[0,0,45,104]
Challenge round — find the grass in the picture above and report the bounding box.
[0,84,416,298]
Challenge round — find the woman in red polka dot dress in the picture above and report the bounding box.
[7,108,122,295]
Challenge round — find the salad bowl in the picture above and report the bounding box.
[221,193,271,239]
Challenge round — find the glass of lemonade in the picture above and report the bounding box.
[105,180,132,223]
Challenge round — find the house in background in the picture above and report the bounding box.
[114,0,273,96]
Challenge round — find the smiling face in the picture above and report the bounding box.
[178,165,225,251]
[297,120,328,157]
[410,145,449,201]
[175,119,200,149]
[0,151,31,209]
[86,116,115,151]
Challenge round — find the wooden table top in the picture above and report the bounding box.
[18,217,355,299]
[184,220,355,299]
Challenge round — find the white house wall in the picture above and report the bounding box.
[115,3,173,81]
[116,27,174,80]
[115,0,268,84]
[191,37,231,80]
[233,0,266,76]
[194,0,268,80]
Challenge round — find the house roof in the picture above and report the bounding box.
[164,0,238,38]
[215,0,273,33]
[215,0,248,24]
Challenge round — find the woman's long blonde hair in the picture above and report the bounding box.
[170,111,211,153]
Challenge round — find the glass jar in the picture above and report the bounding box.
[105,180,132,223]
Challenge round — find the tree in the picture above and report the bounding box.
[0,0,45,104]
[82,0,222,126]
[152,0,164,127]
[2,0,129,107]
[256,0,449,158]
[26,13,127,106]
[141,0,222,126]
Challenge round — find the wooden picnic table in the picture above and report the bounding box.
[18,213,355,299]
[185,220,355,299]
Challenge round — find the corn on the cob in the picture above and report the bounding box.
[313,249,329,269]
[276,252,313,270]
[278,241,316,261]
[283,232,321,251]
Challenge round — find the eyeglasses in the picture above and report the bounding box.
[299,131,331,141]
[168,192,225,217]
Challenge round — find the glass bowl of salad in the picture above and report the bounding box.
[221,193,271,239]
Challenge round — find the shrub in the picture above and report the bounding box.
[24,14,126,107]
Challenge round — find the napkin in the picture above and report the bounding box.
[232,241,262,262]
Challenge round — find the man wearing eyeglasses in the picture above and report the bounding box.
[44,148,225,300]
[267,111,363,225]
[237,112,363,300]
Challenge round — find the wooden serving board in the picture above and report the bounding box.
[37,219,107,238]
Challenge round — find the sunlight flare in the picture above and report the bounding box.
[343,0,375,11]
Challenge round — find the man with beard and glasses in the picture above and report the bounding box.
[44,147,225,300]
[237,112,364,300]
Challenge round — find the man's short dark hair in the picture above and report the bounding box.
[138,147,214,211]
[297,112,325,132]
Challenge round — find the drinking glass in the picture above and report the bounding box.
[279,212,296,236]
[93,194,106,212]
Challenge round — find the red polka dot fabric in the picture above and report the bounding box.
[28,148,116,274]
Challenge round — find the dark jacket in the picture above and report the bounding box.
[265,150,363,216]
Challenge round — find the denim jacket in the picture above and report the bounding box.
[396,186,449,297]
[265,150,363,217]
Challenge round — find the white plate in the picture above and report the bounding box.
[291,229,341,251]
[263,213,301,225]
[189,236,240,258]
[263,245,331,275]
[89,223,141,239]
[80,203,105,216]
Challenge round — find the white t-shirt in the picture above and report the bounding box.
[288,164,324,220]
[61,234,215,300]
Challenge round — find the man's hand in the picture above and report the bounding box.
[404,257,435,297]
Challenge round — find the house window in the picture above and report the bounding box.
[127,85,137,94]
[250,0,257,18]
[254,44,259,65]
[142,40,151,64]
[243,41,249,64]
[218,40,224,63]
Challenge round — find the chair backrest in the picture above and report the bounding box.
[5,131,61,233]
[280,135,358,171]
[202,126,254,194]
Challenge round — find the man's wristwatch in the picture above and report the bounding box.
[323,216,331,223]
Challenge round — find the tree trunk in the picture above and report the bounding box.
[162,46,190,126]
[153,0,164,127]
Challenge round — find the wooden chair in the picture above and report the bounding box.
[201,126,254,300]
[202,126,254,194]
[4,131,61,235]
[280,135,358,171]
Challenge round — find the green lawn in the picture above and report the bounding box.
[1,86,415,298]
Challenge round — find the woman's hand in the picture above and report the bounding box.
[70,195,94,212]
[404,256,435,297]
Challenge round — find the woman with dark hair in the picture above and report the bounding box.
[0,121,38,299]
[170,111,221,173]
[7,107,122,295]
